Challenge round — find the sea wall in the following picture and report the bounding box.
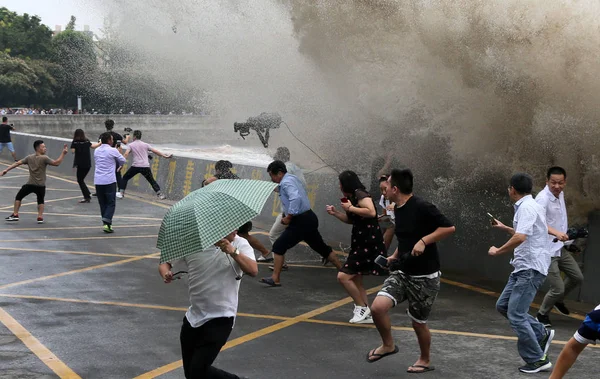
[3,132,599,304]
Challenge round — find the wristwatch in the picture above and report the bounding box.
[232,248,240,256]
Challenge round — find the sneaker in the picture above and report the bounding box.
[5,214,19,222]
[78,198,91,203]
[116,192,123,199]
[103,224,114,233]
[91,193,97,197]
[539,328,555,358]
[554,302,570,316]
[257,255,274,263]
[536,313,552,328]
[37,217,44,224]
[518,357,552,373]
[349,305,372,324]
[157,192,166,200]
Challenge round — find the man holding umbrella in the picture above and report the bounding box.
[157,179,276,378]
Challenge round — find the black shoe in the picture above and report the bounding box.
[536,313,552,328]
[554,302,570,316]
[519,357,552,373]
[539,329,555,357]
[5,214,19,222]
[91,193,97,197]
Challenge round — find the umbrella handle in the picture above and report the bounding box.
[226,255,242,280]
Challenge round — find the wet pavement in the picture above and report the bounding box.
[0,161,598,379]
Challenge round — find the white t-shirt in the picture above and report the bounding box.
[511,195,552,275]
[179,235,255,328]
[379,195,396,222]
[535,185,568,257]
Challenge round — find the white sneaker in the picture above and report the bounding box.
[349,305,373,324]
[116,192,123,199]
[157,192,166,200]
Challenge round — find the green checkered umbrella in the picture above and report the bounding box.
[157,179,277,263]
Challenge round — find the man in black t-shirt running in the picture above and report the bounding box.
[366,168,455,374]
[0,116,17,161]
[97,119,130,198]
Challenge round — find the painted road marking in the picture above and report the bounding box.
[0,186,82,192]
[0,195,83,210]
[0,235,157,243]
[0,253,158,291]
[0,246,151,259]
[0,307,81,378]
[17,211,163,221]
[0,224,160,232]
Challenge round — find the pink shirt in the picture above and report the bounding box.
[128,140,151,167]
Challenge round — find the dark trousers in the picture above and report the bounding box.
[116,169,123,191]
[272,209,332,259]
[76,167,91,199]
[95,183,116,225]
[180,316,240,379]
[121,166,160,193]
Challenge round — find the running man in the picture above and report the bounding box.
[94,132,126,233]
[2,140,68,224]
[0,116,18,161]
[99,119,130,198]
[119,130,172,200]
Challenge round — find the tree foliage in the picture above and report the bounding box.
[0,7,53,60]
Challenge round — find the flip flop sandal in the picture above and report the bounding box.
[268,264,289,271]
[407,365,435,373]
[259,277,281,287]
[366,345,399,363]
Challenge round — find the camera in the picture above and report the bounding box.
[123,127,133,135]
[233,112,282,148]
[553,227,589,243]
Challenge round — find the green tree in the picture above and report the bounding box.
[0,7,54,60]
[65,15,76,31]
[0,52,61,106]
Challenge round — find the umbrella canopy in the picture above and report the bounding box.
[157,179,277,263]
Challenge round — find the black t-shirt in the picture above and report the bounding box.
[393,195,453,275]
[98,131,123,147]
[0,124,14,143]
[71,140,92,168]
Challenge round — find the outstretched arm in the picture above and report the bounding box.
[49,144,69,166]
[150,148,172,159]
[1,160,24,176]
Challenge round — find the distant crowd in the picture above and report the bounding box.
[1,108,202,116]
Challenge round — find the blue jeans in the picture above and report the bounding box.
[95,183,116,225]
[496,269,547,363]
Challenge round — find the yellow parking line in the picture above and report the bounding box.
[0,235,157,243]
[0,186,82,192]
[0,224,160,232]
[250,231,348,257]
[0,253,158,290]
[0,246,150,259]
[133,284,383,378]
[0,174,31,179]
[0,307,81,378]
[17,211,162,221]
[0,195,83,210]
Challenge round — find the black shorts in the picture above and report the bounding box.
[238,221,253,235]
[15,184,46,204]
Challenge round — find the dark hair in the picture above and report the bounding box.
[1,116,6,122]
[33,140,44,151]
[100,132,113,144]
[104,119,115,130]
[339,170,366,194]
[547,166,567,180]
[389,168,413,195]
[215,160,233,173]
[273,147,290,162]
[267,160,287,175]
[510,173,533,195]
[73,129,86,141]
[133,130,142,140]
[378,175,389,183]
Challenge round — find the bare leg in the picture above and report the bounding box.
[239,232,270,257]
[11,151,17,161]
[13,200,21,215]
[549,338,587,379]
[367,296,396,361]
[337,272,366,306]
[271,254,284,284]
[407,321,432,372]
[326,251,342,270]
[353,274,369,306]
[383,227,395,253]
[37,204,44,218]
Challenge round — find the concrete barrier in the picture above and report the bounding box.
[3,132,599,304]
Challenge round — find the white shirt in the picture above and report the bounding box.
[379,195,396,222]
[511,195,552,275]
[180,235,255,328]
[535,185,568,257]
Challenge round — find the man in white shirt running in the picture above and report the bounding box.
[534,167,583,327]
[488,173,554,374]
[159,230,257,379]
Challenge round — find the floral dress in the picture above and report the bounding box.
[340,189,387,276]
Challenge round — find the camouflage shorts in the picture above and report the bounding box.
[377,271,440,323]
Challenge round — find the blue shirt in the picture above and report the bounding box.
[94,144,126,185]
[279,173,311,215]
